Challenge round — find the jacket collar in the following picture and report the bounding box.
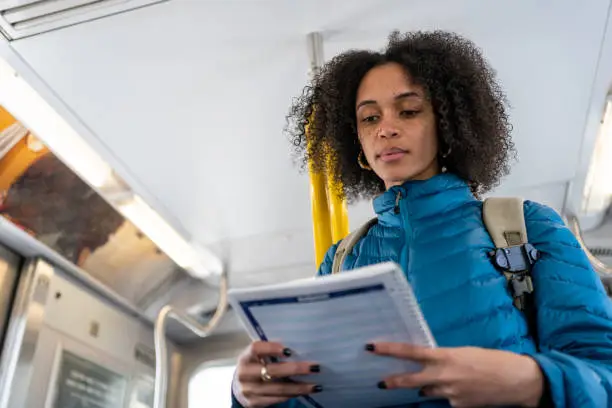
[373,173,475,225]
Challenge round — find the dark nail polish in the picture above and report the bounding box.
[365,343,375,352]
[377,381,387,389]
[310,365,321,373]
[282,348,292,357]
[312,385,323,393]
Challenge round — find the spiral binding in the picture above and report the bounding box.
[390,268,436,347]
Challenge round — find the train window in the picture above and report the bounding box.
[53,350,127,408]
[583,96,612,214]
[188,362,236,407]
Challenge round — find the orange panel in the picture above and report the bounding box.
[0,105,50,190]
[0,135,49,191]
[0,105,17,132]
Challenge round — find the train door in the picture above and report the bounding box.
[0,258,156,408]
[0,243,21,364]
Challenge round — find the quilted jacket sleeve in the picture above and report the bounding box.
[316,243,339,277]
[525,200,612,407]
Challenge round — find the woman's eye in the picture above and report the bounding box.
[362,115,379,123]
[400,110,419,117]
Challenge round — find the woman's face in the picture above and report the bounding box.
[355,62,439,189]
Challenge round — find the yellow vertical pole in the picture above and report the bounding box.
[307,33,332,268]
[308,150,333,267]
[306,32,350,267]
[326,159,350,243]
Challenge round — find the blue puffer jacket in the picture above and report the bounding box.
[233,173,612,407]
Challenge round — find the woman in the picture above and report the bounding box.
[231,31,612,407]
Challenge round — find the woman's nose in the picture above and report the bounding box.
[377,120,400,138]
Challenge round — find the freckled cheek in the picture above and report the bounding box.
[358,131,377,160]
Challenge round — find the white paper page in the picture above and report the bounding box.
[228,263,438,408]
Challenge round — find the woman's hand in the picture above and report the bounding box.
[368,343,544,408]
[234,341,322,408]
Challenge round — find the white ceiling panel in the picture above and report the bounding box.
[0,0,167,39]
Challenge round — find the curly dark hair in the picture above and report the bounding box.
[286,30,514,201]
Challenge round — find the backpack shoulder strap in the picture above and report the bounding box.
[331,218,377,274]
[483,197,541,347]
[483,197,527,247]
[482,196,538,305]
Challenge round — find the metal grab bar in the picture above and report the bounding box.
[153,270,229,408]
[566,215,612,276]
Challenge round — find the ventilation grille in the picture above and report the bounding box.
[0,0,167,40]
[590,247,612,257]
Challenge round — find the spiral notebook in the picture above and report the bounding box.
[228,262,438,408]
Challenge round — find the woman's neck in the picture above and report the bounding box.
[384,166,441,190]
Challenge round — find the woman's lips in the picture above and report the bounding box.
[379,150,407,163]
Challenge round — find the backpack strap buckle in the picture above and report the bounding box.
[489,243,539,311]
[490,243,540,272]
[508,273,534,311]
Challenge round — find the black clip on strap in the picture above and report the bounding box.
[490,244,540,311]
[491,243,539,272]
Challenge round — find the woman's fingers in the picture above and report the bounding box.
[242,341,292,363]
[368,342,443,362]
[237,360,320,382]
[382,370,436,389]
[419,384,454,398]
[380,362,446,390]
[235,341,323,407]
[384,373,425,389]
[242,380,321,398]
[236,341,322,405]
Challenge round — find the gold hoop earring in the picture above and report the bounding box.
[358,151,372,170]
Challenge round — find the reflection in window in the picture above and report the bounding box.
[2,153,124,264]
[583,97,612,214]
[189,363,236,408]
[53,350,127,408]
[0,107,182,305]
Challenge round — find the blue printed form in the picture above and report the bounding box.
[228,262,440,408]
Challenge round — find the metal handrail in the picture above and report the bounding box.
[153,270,228,408]
[566,214,612,276]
